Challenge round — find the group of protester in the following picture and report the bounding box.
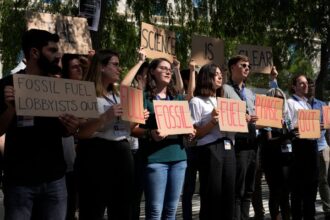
[0,28,329,220]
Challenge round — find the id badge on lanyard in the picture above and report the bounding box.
[17,116,34,127]
[224,140,232,150]
[113,120,129,137]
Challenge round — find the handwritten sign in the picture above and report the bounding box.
[255,95,283,128]
[323,106,330,129]
[141,22,175,62]
[26,12,92,54]
[120,86,145,124]
[298,109,321,139]
[79,0,101,31]
[217,98,248,133]
[153,100,194,135]
[236,45,273,74]
[13,74,98,118]
[191,35,225,67]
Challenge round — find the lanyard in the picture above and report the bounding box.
[104,93,118,105]
[292,95,310,109]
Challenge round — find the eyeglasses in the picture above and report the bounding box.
[158,66,172,73]
[239,63,252,70]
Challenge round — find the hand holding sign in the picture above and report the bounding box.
[4,86,15,109]
[151,129,167,142]
[59,114,80,135]
[103,104,123,120]
[137,47,146,62]
[211,108,219,125]
[189,59,197,72]
[270,66,278,80]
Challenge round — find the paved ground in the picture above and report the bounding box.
[0,176,326,219]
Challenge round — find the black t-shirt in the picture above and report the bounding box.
[0,73,66,185]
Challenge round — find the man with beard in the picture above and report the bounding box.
[0,29,80,220]
[287,74,319,220]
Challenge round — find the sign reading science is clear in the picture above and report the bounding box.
[13,74,99,118]
[141,22,176,62]
[26,12,92,55]
[236,44,273,74]
[191,35,225,67]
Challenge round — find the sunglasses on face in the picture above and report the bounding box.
[239,63,252,70]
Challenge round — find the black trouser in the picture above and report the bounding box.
[198,139,236,220]
[182,147,199,220]
[75,138,134,220]
[131,149,145,220]
[234,147,257,220]
[65,171,78,220]
[290,138,319,220]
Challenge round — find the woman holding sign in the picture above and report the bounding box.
[129,57,193,220]
[259,88,293,220]
[189,63,236,220]
[75,49,133,220]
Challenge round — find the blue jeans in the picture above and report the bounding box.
[4,177,67,220]
[144,161,187,220]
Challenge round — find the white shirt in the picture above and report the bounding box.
[190,96,235,146]
[287,94,311,130]
[92,93,130,141]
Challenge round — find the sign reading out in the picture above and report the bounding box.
[26,12,92,54]
[298,109,321,139]
[191,35,225,67]
[236,45,273,74]
[141,22,176,62]
[120,86,145,124]
[153,100,194,135]
[13,74,99,118]
[255,95,283,128]
[217,98,248,133]
[323,106,330,129]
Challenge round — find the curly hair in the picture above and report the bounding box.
[145,58,178,100]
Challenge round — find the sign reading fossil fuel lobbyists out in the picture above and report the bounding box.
[217,98,248,133]
[236,45,273,74]
[298,109,321,139]
[255,95,283,128]
[13,74,99,118]
[141,22,176,62]
[153,100,194,135]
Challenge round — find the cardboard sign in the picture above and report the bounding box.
[79,0,102,31]
[298,109,321,139]
[255,95,283,128]
[26,12,92,54]
[141,22,175,62]
[191,35,225,67]
[120,86,145,124]
[323,106,330,129]
[217,98,248,133]
[236,45,273,74]
[13,74,98,118]
[153,100,194,135]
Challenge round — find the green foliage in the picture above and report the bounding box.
[0,0,329,99]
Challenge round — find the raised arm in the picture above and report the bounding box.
[186,59,196,101]
[172,57,184,94]
[121,48,146,87]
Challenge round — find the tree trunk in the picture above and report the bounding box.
[315,33,330,100]
[90,0,108,50]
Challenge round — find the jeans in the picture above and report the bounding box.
[144,160,187,220]
[319,146,330,214]
[4,177,67,220]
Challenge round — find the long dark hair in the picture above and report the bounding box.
[194,63,223,97]
[145,58,178,100]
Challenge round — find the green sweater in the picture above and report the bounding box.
[139,93,187,163]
